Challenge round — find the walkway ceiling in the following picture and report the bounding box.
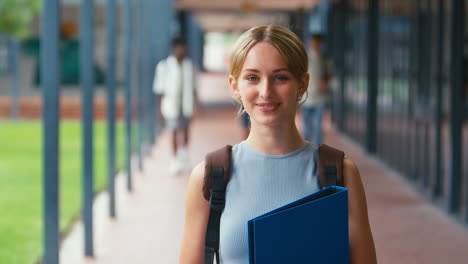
[194,12,291,32]
[176,0,320,12]
[176,0,321,32]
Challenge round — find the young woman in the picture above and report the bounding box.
[180,25,377,264]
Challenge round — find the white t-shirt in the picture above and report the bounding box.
[152,56,197,119]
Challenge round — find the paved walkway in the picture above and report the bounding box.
[61,108,468,264]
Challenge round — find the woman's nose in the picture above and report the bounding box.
[259,78,272,99]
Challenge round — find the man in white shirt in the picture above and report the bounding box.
[301,33,330,147]
[153,37,198,174]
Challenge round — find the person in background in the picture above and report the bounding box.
[153,37,198,174]
[301,32,331,147]
[239,108,250,139]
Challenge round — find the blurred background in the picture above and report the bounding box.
[0,0,467,263]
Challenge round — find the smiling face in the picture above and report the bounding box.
[230,42,308,127]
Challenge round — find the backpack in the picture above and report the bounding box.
[202,143,345,263]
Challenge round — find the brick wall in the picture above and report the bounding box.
[0,96,128,120]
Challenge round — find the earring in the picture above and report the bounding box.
[297,94,303,102]
[235,94,242,103]
[298,91,308,104]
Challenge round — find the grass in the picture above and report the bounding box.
[0,120,124,264]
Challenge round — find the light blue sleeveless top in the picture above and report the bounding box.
[219,141,320,263]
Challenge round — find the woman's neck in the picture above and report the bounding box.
[245,121,306,156]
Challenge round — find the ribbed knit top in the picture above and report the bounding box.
[219,141,320,263]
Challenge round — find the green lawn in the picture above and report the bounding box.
[0,120,124,264]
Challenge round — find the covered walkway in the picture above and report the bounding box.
[3,0,466,263]
[60,106,468,264]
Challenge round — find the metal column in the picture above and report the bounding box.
[141,0,149,155]
[106,0,117,218]
[367,0,379,153]
[124,0,133,191]
[433,0,444,197]
[187,13,204,72]
[143,0,153,148]
[147,0,156,145]
[41,0,61,263]
[337,0,348,131]
[448,0,464,214]
[136,0,144,171]
[80,0,95,256]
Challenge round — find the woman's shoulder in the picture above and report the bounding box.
[189,161,206,187]
[192,143,239,178]
[343,157,360,183]
[185,161,209,205]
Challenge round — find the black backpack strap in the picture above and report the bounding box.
[318,144,345,188]
[203,145,232,264]
[204,167,224,264]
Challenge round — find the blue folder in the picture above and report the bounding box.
[248,186,349,264]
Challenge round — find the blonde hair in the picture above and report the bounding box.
[229,25,308,81]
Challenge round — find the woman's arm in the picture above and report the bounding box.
[344,158,377,264]
[179,161,210,264]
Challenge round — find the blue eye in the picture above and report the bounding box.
[275,75,288,81]
[247,76,258,82]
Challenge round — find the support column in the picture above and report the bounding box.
[124,0,133,191]
[80,0,95,256]
[433,0,444,197]
[41,0,61,263]
[337,0,348,131]
[136,0,144,171]
[106,0,117,218]
[448,0,464,214]
[367,0,379,153]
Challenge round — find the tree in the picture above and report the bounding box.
[0,0,41,38]
[0,0,41,119]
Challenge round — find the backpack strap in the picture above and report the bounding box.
[203,145,233,200]
[203,145,232,264]
[318,144,345,188]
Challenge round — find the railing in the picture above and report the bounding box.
[40,0,204,263]
[328,0,467,225]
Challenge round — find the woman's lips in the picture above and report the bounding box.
[257,102,280,112]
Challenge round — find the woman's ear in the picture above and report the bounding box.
[228,75,240,97]
[300,72,310,96]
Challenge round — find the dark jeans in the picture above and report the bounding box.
[301,106,324,147]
